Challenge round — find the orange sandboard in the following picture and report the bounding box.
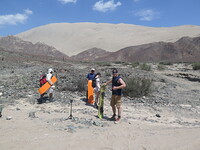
[87,80,94,104]
[38,76,57,94]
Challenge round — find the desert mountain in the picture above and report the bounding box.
[0,36,69,59]
[70,47,111,61]
[73,36,200,62]
[16,23,200,56]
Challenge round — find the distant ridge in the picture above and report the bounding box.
[0,36,69,59]
[72,36,200,63]
[16,22,200,56]
[70,47,111,61]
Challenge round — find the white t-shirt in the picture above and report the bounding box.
[94,77,100,92]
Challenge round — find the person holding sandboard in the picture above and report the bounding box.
[104,68,126,123]
[86,68,96,104]
[38,68,57,102]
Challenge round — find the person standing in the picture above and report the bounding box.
[46,68,55,102]
[86,68,96,100]
[104,68,126,123]
[93,72,101,108]
[86,68,96,81]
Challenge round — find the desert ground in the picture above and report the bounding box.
[0,57,200,150]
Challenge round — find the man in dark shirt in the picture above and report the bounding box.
[104,68,126,123]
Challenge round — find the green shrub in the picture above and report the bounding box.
[157,64,165,71]
[62,77,86,92]
[159,62,173,65]
[132,62,140,68]
[105,70,111,77]
[114,61,130,65]
[140,63,151,71]
[192,63,200,70]
[124,77,154,98]
[96,62,111,66]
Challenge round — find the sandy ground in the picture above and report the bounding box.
[0,63,200,150]
[0,96,200,150]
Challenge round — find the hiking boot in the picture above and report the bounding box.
[110,114,116,121]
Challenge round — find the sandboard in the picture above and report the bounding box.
[98,85,106,119]
[38,76,57,94]
[87,80,94,104]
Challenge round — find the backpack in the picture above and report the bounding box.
[40,74,47,86]
[92,78,97,88]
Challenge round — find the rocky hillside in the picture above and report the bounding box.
[70,47,111,61]
[0,36,69,60]
[16,23,200,56]
[73,36,200,62]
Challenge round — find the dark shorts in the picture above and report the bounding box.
[110,95,122,107]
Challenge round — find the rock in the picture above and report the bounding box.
[6,116,12,120]
[156,114,161,118]
[29,111,36,118]
[93,121,101,127]
[66,125,77,133]
[16,107,20,111]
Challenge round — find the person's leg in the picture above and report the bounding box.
[48,87,54,102]
[49,93,53,99]
[115,96,122,122]
[117,106,122,119]
[110,95,117,120]
[96,91,100,104]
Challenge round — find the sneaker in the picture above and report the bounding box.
[110,114,116,121]
[114,117,121,124]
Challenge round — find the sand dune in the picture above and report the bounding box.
[16,22,200,56]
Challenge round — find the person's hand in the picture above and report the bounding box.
[112,86,118,90]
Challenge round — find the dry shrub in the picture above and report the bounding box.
[124,77,154,98]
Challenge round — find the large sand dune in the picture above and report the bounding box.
[16,22,200,56]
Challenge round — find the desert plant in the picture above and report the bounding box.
[192,62,200,70]
[96,62,111,66]
[105,70,111,77]
[159,62,173,65]
[62,77,86,92]
[157,64,165,71]
[132,62,140,68]
[140,63,151,71]
[76,77,86,92]
[114,61,130,65]
[124,77,154,98]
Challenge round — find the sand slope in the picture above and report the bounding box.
[16,23,200,56]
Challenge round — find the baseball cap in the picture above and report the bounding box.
[91,68,95,71]
[112,69,118,74]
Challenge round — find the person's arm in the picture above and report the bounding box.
[97,78,100,89]
[86,74,89,82]
[46,74,53,85]
[112,78,126,90]
[104,79,112,86]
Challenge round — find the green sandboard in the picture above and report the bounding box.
[98,85,106,119]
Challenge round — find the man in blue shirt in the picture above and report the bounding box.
[86,68,96,81]
[86,68,96,101]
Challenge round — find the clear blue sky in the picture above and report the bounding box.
[0,0,200,36]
